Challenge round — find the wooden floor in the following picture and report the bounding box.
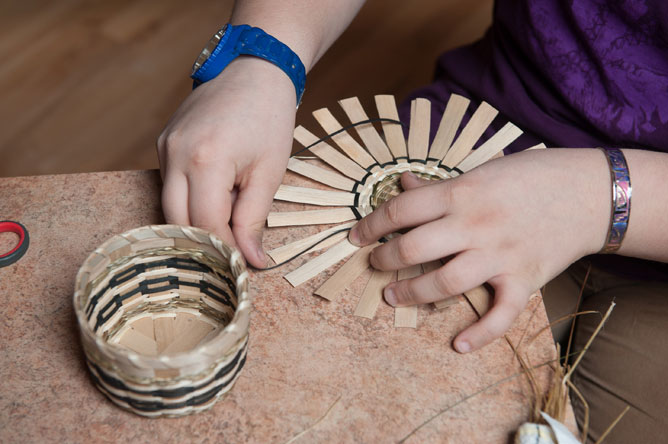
[0,0,492,177]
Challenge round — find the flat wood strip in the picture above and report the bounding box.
[338,96,394,164]
[119,327,158,356]
[312,107,376,168]
[286,158,355,191]
[421,260,442,274]
[274,184,356,207]
[428,94,470,162]
[374,95,407,158]
[395,264,422,328]
[433,297,459,310]
[394,305,418,328]
[267,208,356,227]
[130,315,155,340]
[456,122,523,172]
[172,312,197,335]
[153,315,176,354]
[162,318,214,355]
[284,239,360,287]
[464,285,493,317]
[441,101,498,168]
[354,269,396,319]
[314,243,378,301]
[294,125,367,181]
[528,143,547,150]
[491,150,505,160]
[267,221,356,264]
[407,98,431,161]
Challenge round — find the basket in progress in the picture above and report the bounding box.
[73,225,251,417]
[268,94,544,328]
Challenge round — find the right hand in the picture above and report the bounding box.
[157,57,297,267]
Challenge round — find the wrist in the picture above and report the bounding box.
[191,24,306,105]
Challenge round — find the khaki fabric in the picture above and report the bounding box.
[544,260,668,443]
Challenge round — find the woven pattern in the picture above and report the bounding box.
[73,225,251,417]
[269,94,544,327]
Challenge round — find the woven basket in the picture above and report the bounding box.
[73,225,251,417]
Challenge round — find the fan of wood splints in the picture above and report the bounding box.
[267,94,545,328]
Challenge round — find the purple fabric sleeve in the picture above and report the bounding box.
[397,0,668,280]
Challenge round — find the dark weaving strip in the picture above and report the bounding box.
[251,227,354,271]
[90,354,247,412]
[88,338,246,398]
[86,256,227,317]
[92,275,236,332]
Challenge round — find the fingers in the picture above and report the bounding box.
[383,249,493,306]
[162,168,190,226]
[349,179,452,246]
[453,277,529,353]
[187,167,236,246]
[369,218,469,270]
[232,166,285,268]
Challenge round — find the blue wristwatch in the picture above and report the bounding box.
[191,24,306,105]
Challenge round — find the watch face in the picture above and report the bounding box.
[191,25,228,76]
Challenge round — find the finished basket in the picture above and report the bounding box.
[73,225,251,417]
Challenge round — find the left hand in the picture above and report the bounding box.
[348,148,610,353]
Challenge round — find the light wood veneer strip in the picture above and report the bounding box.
[274,185,356,207]
[267,208,356,227]
[267,221,356,264]
[407,98,431,161]
[294,125,367,181]
[162,317,214,354]
[433,298,459,310]
[354,269,396,319]
[285,239,359,287]
[119,327,158,356]
[154,315,176,354]
[374,95,407,158]
[314,243,377,301]
[441,101,498,168]
[429,94,470,162]
[287,158,355,191]
[339,96,394,164]
[394,264,422,328]
[464,285,492,317]
[312,107,376,168]
[456,122,523,172]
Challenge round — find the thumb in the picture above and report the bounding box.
[453,278,528,353]
[400,171,437,191]
[231,169,283,268]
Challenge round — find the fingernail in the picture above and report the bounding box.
[348,228,361,246]
[384,286,397,306]
[455,340,471,354]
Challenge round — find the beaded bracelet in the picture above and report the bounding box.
[599,148,632,254]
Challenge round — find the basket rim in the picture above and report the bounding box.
[73,224,251,368]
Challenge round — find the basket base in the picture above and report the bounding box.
[112,311,221,358]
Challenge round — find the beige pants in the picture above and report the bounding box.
[543,259,668,443]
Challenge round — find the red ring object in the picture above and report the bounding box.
[0,221,27,259]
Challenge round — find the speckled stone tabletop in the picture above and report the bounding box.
[0,170,574,443]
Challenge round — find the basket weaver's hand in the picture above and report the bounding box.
[157,58,296,268]
[348,148,611,353]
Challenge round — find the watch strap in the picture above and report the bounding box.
[192,24,306,105]
[237,27,306,105]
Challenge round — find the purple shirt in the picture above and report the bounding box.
[403,0,668,152]
[400,0,668,279]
